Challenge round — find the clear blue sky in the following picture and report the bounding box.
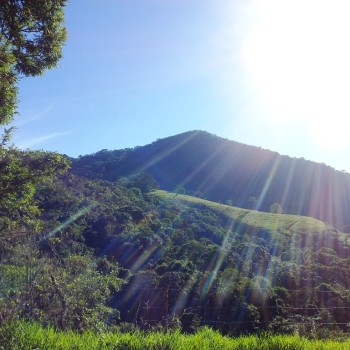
[13,0,350,172]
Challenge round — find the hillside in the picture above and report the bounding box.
[71,130,350,229]
[112,190,350,334]
[1,139,350,337]
[152,190,327,234]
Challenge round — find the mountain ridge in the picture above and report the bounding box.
[71,130,350,229]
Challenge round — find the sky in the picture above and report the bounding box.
[12,0,350,172]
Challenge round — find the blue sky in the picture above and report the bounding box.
[12,0,350,172]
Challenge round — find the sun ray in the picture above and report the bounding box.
[43,205,93,240]
[255,156,281,211]
[198,223,235,302]
[133,131,201,176]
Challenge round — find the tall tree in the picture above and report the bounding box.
[0,0,67,125]
[0,1,69,244]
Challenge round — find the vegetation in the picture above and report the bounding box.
[0,0,68,246]
[1,165,350,339]
[1,321,350,350]
[0,0,67,124]
[72,130,350,229]
[153,190,326,233]
[0,1,69,303]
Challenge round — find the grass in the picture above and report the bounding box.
[1,322,350,349]
[152,190,326,234]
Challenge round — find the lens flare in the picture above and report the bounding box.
[43,205,93,240]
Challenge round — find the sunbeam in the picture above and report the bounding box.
[255,156,281,211]
[43,205,93,240]
[132,131,201,176]
[129,239,161,273]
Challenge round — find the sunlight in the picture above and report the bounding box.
[242,0,350,150]
[44,206,93,240]
[198,226,234,302]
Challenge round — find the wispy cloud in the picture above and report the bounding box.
[15,105,54,126]
[15,130,74,149]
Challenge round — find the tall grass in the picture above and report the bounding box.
[1,321,350,350]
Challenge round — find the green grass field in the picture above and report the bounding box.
[152,190,326,234]
[1,322,350,350]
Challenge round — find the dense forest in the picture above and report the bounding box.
[1,135,350,338]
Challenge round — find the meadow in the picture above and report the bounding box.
[152,190,327,234]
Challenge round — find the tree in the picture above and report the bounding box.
[0,0,67,125]
[248,196,257,210]
[126,172,160,193]
[0,1,69,235]
[173,185,186,196]
[0,148,70,257]
[270,202,283,214]
[0,148,69,209]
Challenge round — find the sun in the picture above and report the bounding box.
[242,0,350,151]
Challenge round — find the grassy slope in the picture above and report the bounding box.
[152,190,327,234]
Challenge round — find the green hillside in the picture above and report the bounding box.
[1,151,350,339]
[71,131,350,229]
[152,190,326,234]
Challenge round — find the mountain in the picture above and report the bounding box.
[72,130,350,229]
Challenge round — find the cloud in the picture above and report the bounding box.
[15,130,74,149]
[15,105,54,126]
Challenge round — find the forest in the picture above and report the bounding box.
[1,147,350,341]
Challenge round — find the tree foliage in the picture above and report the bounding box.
[0,0,67,124]
[0,148,69,219]
[0,148,70,260]
[0,0,68,248]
